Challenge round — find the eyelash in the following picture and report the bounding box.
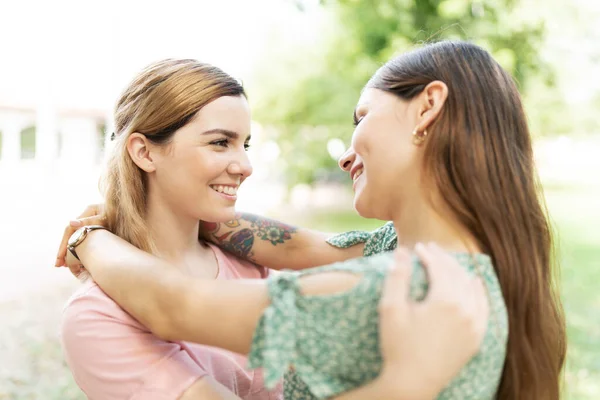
[353,115,363,127]
[211,139,251,150]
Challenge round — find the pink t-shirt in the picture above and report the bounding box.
[61,244,283,400]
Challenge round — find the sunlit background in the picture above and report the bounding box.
[1,0,598,398]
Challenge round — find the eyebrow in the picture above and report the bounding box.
[201,128,251,141]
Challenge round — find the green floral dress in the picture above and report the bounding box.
[248,222,508,399]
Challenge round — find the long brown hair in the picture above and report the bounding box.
[368,41,566,399]
[102,59,245,253]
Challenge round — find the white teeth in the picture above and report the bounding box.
[211,185,238,195]
[354,168,363,181]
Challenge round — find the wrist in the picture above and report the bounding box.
[378,366,438,400]
[75,228,110,268]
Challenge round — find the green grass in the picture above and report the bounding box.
[284,185,600,399]
[547,187,600,399]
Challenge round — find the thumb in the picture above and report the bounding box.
[70,215,107,228]
[379,247,413,317]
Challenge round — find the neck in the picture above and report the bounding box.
[391,194,480,253]
[145,194,208,265]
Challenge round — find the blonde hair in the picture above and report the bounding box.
[101,59,245,253]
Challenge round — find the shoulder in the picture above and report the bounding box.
[62,279,141,326]
[61,282,207,399]
[61,279,148,357]
[210,243,269,279]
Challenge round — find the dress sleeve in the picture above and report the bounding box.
[326,222,397,256]
[247,253,428,399]
[61,285,207,400]
[247,272,301,389]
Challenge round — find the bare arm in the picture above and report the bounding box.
[331,371,437,400]
[200,212,364,270]
[69,231,485,400]
[72,234,430,400]
[73,229,269,354]
[56,207,364,271]
[331,372,413,400]
[72,229,365,355]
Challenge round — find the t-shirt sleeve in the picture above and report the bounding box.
[326,222,397,256]
[61,285,207,400]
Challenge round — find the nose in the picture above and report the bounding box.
[228,149,253,179]
[338,147,356,172]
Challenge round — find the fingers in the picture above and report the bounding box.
[70,215,107,228]
[417,242,490,352]
[379,247,413,320]
[55,225,69,267]
[417,242,472,302]
[54,204,106,267]
[65,247,81,276]
[415,242,451,301]
[470,277,490,345]
[427,243,465,277]
[77,204,104,219]
[414,242,451,282]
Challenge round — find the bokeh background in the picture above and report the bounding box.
[1,0,598,398]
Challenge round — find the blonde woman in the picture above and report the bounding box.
[60,59,287,400]
[60,59,488,400]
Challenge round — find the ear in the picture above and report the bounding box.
[416,80,448,131]
[126,133,156,173]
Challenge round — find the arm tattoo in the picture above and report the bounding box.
[201,213,298,261]
[222,229,255,260]
[243,214,298,246]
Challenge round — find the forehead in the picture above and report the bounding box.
[356,88,399,111]
[192,95,251,131]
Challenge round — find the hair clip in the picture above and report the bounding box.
[110,132,116,141]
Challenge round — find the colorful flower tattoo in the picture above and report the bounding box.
[244,214,296,246]
[204,213,298,260]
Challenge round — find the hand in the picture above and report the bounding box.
[377,243,489,399]
[55,203,106,268]
[65,243,86,279]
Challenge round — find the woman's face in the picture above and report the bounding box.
[149,95,253,223]
[339,88,423,221]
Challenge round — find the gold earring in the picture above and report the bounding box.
[412,128,428,145]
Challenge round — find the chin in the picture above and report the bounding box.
[353,196,375,219]
[199,206,237,223]
[354,195,389,221]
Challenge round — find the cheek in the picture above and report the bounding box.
[180,150,221,178]
[353,118,393,159]
[364,143,414,194]
[156,151,207,190]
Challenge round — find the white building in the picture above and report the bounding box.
[0,102,109,167]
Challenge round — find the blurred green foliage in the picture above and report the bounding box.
[248,0,599,187]
[250,0,550,186]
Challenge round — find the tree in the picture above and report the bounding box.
[250,0,549,186]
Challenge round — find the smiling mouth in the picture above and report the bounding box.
[353,168,364,183]
[210,185,238,196]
